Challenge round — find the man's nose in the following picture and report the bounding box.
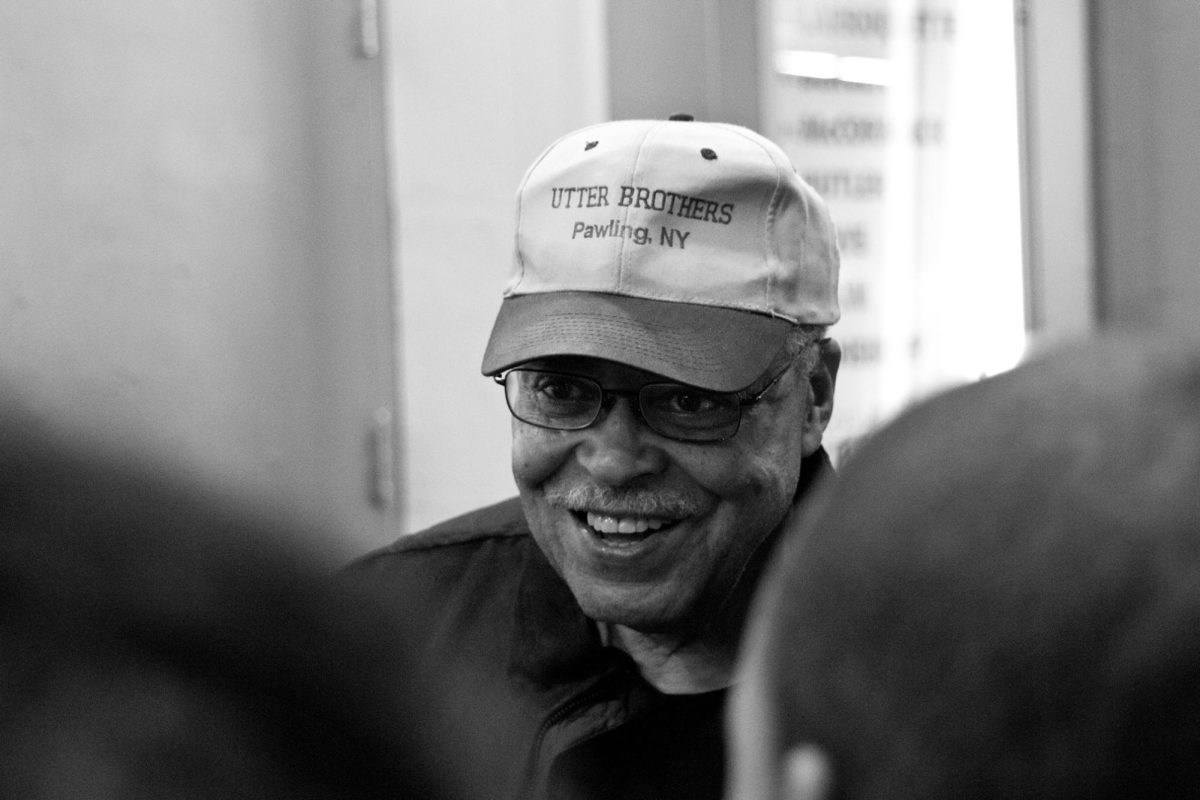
[574,396,667,485]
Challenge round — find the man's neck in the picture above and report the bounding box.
[606,622,739,694]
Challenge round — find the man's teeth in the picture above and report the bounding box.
[585,512,668,535]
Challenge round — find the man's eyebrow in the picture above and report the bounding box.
[732,381,766,402]
[733,361,793,401]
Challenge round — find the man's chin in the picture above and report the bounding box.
[573,587,706,639]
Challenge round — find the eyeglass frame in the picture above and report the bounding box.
[492,360,797,443]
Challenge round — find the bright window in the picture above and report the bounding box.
[762,0,1026,461]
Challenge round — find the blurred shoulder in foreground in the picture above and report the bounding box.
[0,390,514,800]
[729,333,1200,800]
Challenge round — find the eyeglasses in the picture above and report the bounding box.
[494,363,794,443]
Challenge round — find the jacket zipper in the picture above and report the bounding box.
[515,665,630,800]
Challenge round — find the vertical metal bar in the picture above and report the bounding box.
[1013,0,1040,335]
[360,0,380,59]
[369,406,395,509]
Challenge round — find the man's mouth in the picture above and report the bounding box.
[567,510,682,548]
[547,484,702,544]
[584,511,670,535]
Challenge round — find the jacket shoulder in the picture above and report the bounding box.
[339,497,544,686]
[345,496,530,576]
[404,495,528,546]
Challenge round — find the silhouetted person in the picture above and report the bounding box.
[728,334,1200,800]
[0,390,518,799]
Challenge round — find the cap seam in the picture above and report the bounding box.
[618,123,659,294]
[711,124,790,315]
[765,166,784,313]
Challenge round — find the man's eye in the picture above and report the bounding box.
[533,376,590,402]
[657,389,724,416]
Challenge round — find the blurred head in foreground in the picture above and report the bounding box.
[0,393,509,800]
[728,334,1200,800]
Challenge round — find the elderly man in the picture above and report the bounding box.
[348,116,841,800]
[728,333,1200,800]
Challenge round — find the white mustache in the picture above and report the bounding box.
[543,483,706,518]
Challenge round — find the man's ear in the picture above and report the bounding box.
[801,338,841,457]
[781,745,835,800]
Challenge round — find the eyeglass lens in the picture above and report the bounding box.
[503,370,742,442]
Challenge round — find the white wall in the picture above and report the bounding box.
[0,1,398,561]
[385,0,609,531]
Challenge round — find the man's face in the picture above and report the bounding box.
[511,356,820,635]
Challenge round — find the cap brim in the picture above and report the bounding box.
[481,292,793,392]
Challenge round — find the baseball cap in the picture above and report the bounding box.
[481,117,840,392]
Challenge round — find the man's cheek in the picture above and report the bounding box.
[511,427,573,487]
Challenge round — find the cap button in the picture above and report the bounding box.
[668,113,694,121]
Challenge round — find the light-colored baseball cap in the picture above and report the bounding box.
[481,117,840,392]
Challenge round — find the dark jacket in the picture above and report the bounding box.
[345,449,832,800]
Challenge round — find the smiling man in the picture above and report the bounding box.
[347,117,841,800]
